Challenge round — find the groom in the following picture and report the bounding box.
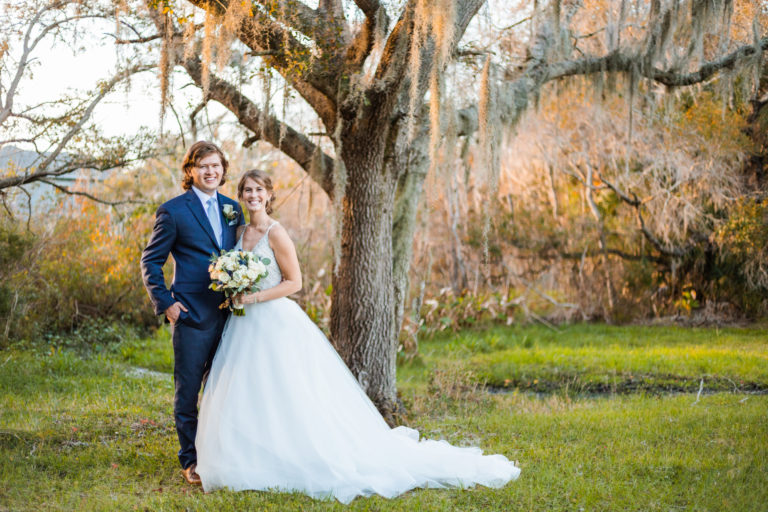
[141,141,244,485]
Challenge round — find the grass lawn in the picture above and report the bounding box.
[1,323,766,511]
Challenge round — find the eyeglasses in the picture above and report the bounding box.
[196,163,222,171]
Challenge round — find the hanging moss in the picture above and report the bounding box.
[259,67,272,140]
[406,0,456,142]
[201,9,214,97]
[182,12,196,61]
[159,9,173,132]
[406,0,429,142]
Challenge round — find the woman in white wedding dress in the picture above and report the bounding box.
[195,170,520,503]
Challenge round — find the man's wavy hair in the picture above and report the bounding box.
[181,141,229,190]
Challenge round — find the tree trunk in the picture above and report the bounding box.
[330,127,401,424]
[390,117,430,348]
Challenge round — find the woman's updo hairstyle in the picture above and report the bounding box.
[237,169,276,215]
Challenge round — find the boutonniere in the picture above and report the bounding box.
[222,204,239,225]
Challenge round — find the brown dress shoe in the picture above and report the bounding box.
[181,463,202,486]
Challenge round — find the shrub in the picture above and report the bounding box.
[1,199,157,347]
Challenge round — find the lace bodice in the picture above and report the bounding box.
[236,222,283,291]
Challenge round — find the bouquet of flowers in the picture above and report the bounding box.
[209,249,270,316]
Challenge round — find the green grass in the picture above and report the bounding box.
[1,323,767,511]
[400,324,768,394]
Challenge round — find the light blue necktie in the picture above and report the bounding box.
[206,196,222,247]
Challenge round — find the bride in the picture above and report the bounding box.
[195,169,521,503]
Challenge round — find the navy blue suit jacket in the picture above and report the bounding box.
[141,189,244,322]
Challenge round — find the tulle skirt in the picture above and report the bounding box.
[195,297,520,503]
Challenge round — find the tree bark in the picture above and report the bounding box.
[330,124,401,422]
[390,113,430,348]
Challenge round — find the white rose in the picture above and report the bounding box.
[255,262,267,276]
[218,272,231,284]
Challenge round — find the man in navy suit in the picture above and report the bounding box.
[141,141,244,485]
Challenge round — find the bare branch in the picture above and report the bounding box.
[112,33,162,44]
[500,16,531,31]
[34,64,154,175]
[634,201,690,258]
[189,100,208,140]
[16,185,32,232]
[597,172,690,258]
[455,48,494,57]
[2,8,109,122]
[39,179,148,206]
[110,20,202,45]
[596,172,641,207]
[0,154,147,191]
[557,248,666,264]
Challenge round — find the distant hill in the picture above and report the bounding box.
[0,145,106,210]
[0,145,77,182]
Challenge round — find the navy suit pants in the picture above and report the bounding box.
[171,290,227,469]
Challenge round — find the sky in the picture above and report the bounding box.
[18,38,164,139]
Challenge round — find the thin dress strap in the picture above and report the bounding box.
[240,221,278,252]
[236,225,247,246]
[264,221,279,237]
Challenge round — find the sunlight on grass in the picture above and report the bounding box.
[407,324,768,393]
[1,323,767,511]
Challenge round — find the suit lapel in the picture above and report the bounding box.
[185,190,221,251]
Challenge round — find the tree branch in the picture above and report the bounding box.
[458,25,768,140]
[0,155,148,190]
[181,0,339,129]
[189,100,208,140]
[254,0,320,42]
[597,172,690,258]
[112,33,162,44]
[351,0,381,20]
[9,9,110,114]
[556,247,667,264]
[34,64,154,175]
[344,10,378,73]
[374,0,484,98]
[548,36,768,86]
[180,55,336,198]
[39,179,148,206]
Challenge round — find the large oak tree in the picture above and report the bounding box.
[132,0,765,420]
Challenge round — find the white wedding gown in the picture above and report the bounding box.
[195,222,520,503]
